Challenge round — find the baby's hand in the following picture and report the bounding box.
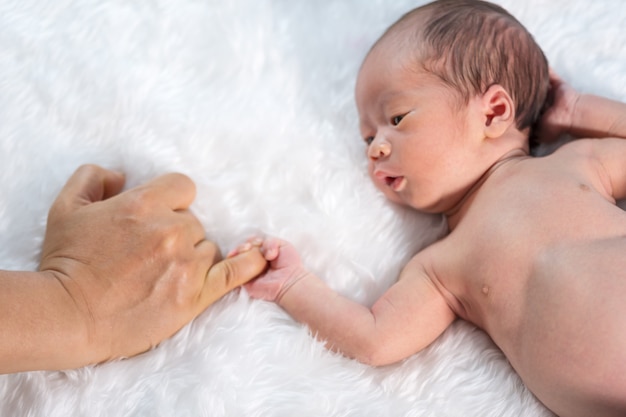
[229,236,310,302]
[534,69,581,143]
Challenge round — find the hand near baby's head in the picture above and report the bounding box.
[533,69,581,143]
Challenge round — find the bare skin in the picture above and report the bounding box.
[0,164,267,374]
[233,37,626,417]
[425,145,626,417]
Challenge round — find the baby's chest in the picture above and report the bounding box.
[458,169,623,251]
[439,195,624,321]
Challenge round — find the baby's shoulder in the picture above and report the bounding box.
[548,138,593,158]
[401,237,454,280]
[549,138,614,160]
[536,138,605,174]
[539,138,615,197]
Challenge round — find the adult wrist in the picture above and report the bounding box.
[567,92,584,136]
[0,270,98,373]
[569,93,622,139]
[34,270,101,369]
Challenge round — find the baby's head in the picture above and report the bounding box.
[362,0,549,134]
[356,0,550,213]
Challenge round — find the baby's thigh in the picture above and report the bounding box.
[521,237,626,416]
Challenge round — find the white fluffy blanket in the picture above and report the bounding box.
[0,1,624,416]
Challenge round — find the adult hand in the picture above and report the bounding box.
[533,69,580,143]
[27,164,266,371]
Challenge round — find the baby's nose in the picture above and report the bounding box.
[368,137,391,160]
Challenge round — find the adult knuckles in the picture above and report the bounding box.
[113,188,173,230]
[74,163,105,179]
[119,186,156,217]
[121,173,195,212]
[159,264,216,319]
[162,172,195,189]
[166,173,196,197]
[202,240,222,263]
[150,172,197,204]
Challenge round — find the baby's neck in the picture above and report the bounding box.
[444,148,529,230]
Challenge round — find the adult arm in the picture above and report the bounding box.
[569,94,626,139]
[0,164,266,374]
[536,70,626,142]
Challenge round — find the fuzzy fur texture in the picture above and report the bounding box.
[0,0,624,416]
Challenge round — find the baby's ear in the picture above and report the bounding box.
[481,84,515,138]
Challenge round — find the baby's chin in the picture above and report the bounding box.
[384,190,442,214]
[371,176,437,212]
[378,186,409,207]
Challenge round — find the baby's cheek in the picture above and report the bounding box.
[366,167,394,201]
[367,165,379,187]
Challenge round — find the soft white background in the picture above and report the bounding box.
[0,0,624,415]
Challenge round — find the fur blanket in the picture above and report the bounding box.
[0,0,624,415]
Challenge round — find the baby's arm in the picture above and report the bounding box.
[234,237,456,366]
[537,70,626,142]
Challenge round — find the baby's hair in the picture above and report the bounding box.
[376,0,549,132]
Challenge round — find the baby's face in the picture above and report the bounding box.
[355,46,489,214]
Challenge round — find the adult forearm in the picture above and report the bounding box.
[0,270,91,373]
[571,94,626,139]
[278,274,383,365]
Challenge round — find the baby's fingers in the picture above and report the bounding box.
[260,237,284,261]
[227,236,267,258]
[228,235,286,262]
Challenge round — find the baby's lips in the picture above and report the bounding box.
[388,176,406,192]
[373,168,405,191]
[373,168,396,184]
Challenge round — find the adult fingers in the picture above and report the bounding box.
[128,172,197,212]
[548,67,563,83]
[170,209,211,247]
[200,247,267,307]
[51,164,126,216]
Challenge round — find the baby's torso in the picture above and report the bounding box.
[422,144,626,411]
[431,149,625,329]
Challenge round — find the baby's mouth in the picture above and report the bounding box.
[385,176,406,191]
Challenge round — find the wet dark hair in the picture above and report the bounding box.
[375,0,549,133]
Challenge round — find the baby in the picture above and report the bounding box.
[231,1,626,416]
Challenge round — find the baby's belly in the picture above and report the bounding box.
[488,237,626,415]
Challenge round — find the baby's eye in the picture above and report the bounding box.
[364,136,374,145]
[391,114,404,126]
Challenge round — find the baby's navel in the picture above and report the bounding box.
[482,285,490,295]
[579,183,590,192]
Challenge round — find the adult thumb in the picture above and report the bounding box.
[202,248,267,306]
